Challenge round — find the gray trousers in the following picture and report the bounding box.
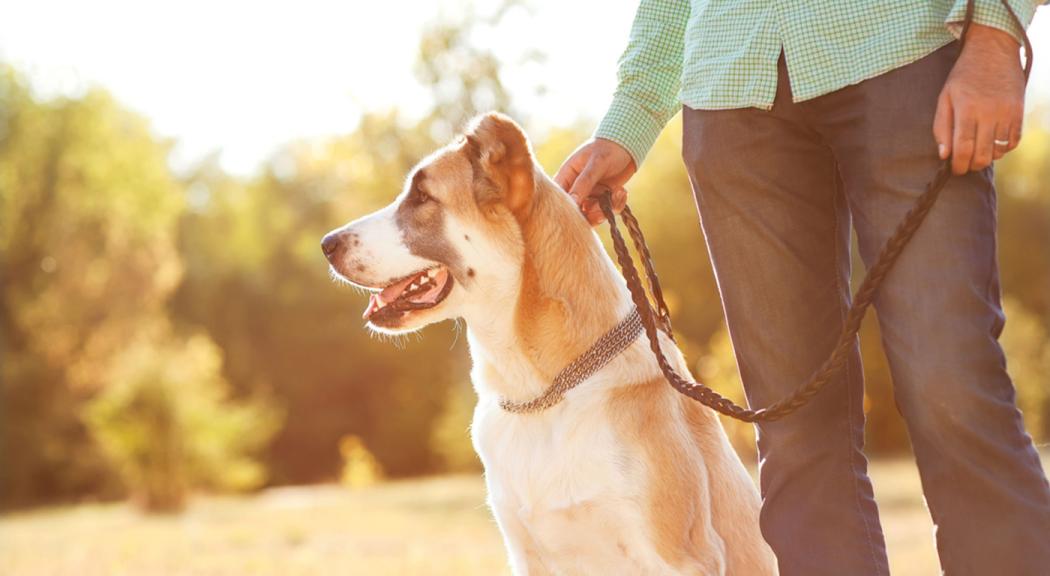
[682,43,1050,575]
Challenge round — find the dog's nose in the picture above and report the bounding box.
[321,232,343,261]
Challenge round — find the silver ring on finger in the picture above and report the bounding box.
[994,139,1010,147]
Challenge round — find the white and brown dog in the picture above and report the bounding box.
[322,113,777,575]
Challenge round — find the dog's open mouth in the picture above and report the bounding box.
[362,266,454,323]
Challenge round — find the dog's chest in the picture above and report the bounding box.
[471,394,637,512]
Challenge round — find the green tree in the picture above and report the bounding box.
[1000,297,1050,441]
[414,0,541,139]
[85,330,281,512]
[0,68,183,506]
[171,110,462,482]
[0,66,284,509]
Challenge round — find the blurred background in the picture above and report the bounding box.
[1,1,1048,574]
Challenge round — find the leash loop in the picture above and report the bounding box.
[598,164,953,422]
[598,0,1031,422]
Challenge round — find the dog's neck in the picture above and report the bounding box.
[466,172,635,403]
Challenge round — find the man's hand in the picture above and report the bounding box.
[934,23,1026,175]
[554,138,636,225]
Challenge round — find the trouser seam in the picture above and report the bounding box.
[831,169,885,575]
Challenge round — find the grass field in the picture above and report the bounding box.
[2,454,1047,575]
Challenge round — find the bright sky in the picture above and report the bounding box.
[1,0,1047,176]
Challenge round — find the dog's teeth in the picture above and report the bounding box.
[377,300,386,309]
[420,276,430,284]
[427,269,437,278]
[409,282,418,290]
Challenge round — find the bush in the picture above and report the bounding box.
[1001,298,1050,442]
[85,331,282,512]
[339,435,383,488]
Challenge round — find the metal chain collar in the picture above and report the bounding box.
[499,307,643,414]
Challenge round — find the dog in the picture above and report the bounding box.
[322,112,778,575]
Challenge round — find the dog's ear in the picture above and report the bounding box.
[463,112,534,216]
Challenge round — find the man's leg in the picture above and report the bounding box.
[682,62,889,575]
[814,43,1050,575]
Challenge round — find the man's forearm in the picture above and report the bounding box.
[594,0,689,167]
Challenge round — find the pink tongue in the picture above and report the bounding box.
[380,274,418,302]
[361,275,414,320]
[362,268,450,319]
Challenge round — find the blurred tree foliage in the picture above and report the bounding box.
[1,5,1048,510]
[430,381,483,473]
[415,0,541,141]
[1001,298,1050,440]
[339,435,384,488]
[1,68,184,506]
[0,68,281,510]
[85,332,281,512]
[170,113,466,486]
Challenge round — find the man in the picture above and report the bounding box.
[555,1,1050,574]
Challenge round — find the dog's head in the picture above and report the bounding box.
[322,112,540,334]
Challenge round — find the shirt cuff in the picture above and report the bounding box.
[945,0,1039,45]
[594,94,677,168]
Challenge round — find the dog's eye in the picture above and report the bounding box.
[414,188,432,205]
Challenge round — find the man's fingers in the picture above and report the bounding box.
[577,187,628,227]
[553,162,579,193]
[567,157,600,208]
[554,149,588,193]
[993,122,1011,160]
[933,90,954,160]
[1009,119,1023,151]
[951,112,977,175]
[1007,106,1023,152]
[582,198,606,225]
[971,119,996,171]
[611,187,628,214]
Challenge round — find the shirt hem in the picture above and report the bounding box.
[679,36,957,111]
[790,37,956,103]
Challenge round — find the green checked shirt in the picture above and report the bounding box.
[595,0,1045,166]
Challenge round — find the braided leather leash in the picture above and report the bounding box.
[598,166,950,422]
[596,0,1031,423]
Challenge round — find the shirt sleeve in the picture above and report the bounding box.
[945,0,1044,45]
[593,0,690,167]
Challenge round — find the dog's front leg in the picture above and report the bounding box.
[528,502,689,575]
[490,498,553,575]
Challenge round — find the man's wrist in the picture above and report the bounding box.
[964,22,1021,51]
[960,22,1025,71]
[944,0,1038,48]
[595,94,672,168]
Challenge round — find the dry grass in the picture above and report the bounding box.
[2,454,1046,575]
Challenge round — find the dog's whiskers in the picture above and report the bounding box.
[364,326,410,349]
[449,318,464,350]
[329,268,374,298]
